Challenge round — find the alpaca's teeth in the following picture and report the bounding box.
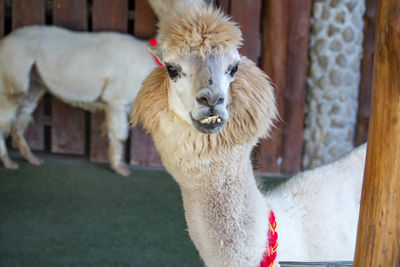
[200,116,221,124]
[200,118,208,124]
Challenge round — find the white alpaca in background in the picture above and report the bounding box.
[0,0,205,176]
[132,6,366,266]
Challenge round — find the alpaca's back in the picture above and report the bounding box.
[0,25,155,105]
[265,144,366,262]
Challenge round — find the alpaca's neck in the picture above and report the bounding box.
[172,148,269,267]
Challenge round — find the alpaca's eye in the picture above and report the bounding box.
[230,64,238,76]
[166,65,179,78]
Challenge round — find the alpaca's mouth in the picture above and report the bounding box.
[191,115,225,134]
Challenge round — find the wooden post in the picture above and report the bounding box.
[353,0,400,266]
[90,0,128,163]
[129,0,162,167]
[355,0,378,146]
[257,0,289,173]
[12,0,46,151]
[51,0,87,155]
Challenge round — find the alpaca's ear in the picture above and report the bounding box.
[148,44,164,64]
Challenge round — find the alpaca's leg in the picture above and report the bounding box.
[105,104,130,176]
[11,86,45,165]
[0,106,19,169]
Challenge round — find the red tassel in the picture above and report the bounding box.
[259,210,278,267]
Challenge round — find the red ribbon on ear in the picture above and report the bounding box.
[149,38,164,67]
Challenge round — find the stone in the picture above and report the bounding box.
[336,54,347,67]
[317,77,328,89]
[321,6,330,20]
[346,0,357,12]
[329,103,341,115]
[330,0,340,8]
[351,59,360,72]
[324,133,333,145]
[344,73,354,86]
[329,39,342,51]
[317,117,328,128]
[312,22,323,35]
[329,69,342,86]
[332,119,346,128]
[324,90,338,100]
[335,11,346,24]
[328,25,340,36]
[340,90,349,101]
[318,55,328,69]
[314,39,326,54]
[343,26,355,42]
[329,145,341,156]
[345,45,356,54]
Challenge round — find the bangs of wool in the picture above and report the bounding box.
[158,6,243,57]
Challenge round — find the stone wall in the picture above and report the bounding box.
[303,0,366,169]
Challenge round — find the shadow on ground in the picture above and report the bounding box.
[0,156,287,267]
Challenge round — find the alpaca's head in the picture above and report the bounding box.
[151,7,243,134]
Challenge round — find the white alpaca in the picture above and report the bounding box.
[131,7,366,266]
[0,0,205,176]
[0,26,156,175]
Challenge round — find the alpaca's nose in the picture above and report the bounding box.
[196,88,224,108]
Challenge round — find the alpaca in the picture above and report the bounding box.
[131,7,366,266]
[0,0,206,176]
[0,26,156,176]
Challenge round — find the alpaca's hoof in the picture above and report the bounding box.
[113,164,131,176]
[4,159,19,170]
[27,155,44,166]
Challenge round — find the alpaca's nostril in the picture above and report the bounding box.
[196,96,209,106]
[216,97,224,105]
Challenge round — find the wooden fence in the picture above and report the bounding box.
[0,0,375,175]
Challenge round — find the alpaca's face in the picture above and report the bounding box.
[163,48,241,134]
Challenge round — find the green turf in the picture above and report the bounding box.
[0,156,287,267]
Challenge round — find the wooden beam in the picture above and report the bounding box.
[355,0,378,146]
[129,0,162,167]
[230,0,262,62]
[51,0,87,155]
[256,0,289,173]
[12,0,45,151]
[353,0,400,265]
[91,0,128,163]
[280,0,311,174]
[134,0,157,39]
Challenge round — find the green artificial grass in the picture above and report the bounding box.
[0,155,287,267]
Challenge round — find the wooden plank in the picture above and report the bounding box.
[12,0,45,151]
[280,0,311,174]
[134,0,157,39]
[53,0,87,30]
[230,0,262,62]
[12,0,44,28]
[51,0,87,155]
[129,0,161,167]
[130,125,162,166]
[92,0,128,33]
[90,0,128,163]
[0,0,4,37]
[218,0,230,14]
[355,0,377,146]
[256,0,289,173]
[353,1,400,265]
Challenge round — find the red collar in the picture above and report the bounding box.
[149,38,164,67]
[259,210,278,267]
